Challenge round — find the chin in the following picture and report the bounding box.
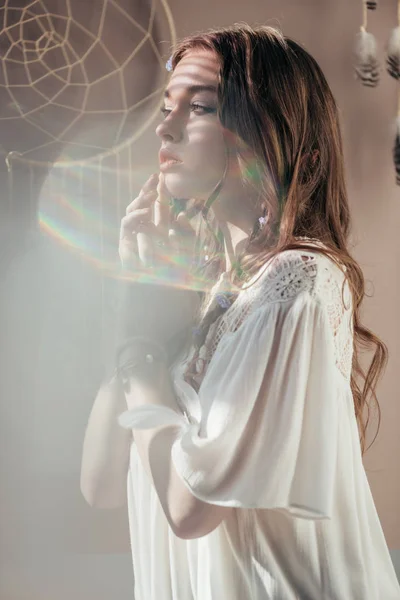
[163,172,205,201]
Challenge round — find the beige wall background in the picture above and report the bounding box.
[0,0,399,599]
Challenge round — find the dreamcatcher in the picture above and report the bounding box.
[0,0,175,164]
[0,0,176,266]
[354,0,400,184]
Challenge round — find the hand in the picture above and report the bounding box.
[119,173,196,277]
[116,174,200,356]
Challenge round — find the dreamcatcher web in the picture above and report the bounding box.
[0,0,176,166]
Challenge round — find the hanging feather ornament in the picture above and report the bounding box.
[387,0,400,185]
[354,28,380,86]
[354,2,380,87]
[386,17,400,80]
[393,112,400,186]
[354,0,380,87]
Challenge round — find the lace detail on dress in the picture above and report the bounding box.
[311,255,354,382]
[181,247,354,390]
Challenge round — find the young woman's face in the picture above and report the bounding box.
[156,49,227,201]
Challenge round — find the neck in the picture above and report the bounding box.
[202,166,261,273]
[212,191,259,272]
[218,207,258,272]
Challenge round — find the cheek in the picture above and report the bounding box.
[187,127,226,172]
[163,125,227,199]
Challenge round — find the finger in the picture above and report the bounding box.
[154,173,171,234]
[126,189,158,214]
[170,198,189,221]
[136,222,159,267]
[119,236,139,268]
[120,208,152,239]
[140,173,159,195]
[168,227,180,256]
[176,211,196,236]
[125,173,159,213]
[120,220,160,270]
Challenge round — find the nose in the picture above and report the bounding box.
[156,112,183,143]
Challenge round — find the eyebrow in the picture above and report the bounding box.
[164,84,218,98]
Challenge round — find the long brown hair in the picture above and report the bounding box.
[171,24,388,456]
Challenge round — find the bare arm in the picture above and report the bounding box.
[121,361,232,539]
[80,375,132,509]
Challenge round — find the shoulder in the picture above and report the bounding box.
[251,248,348,306]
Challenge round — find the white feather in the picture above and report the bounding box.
[387,27,400,57]
[354,30,380,86]
[386,26,400,80]
[355,30,378,61]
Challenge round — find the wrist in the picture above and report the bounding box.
[115,335,168,388]
[124,363,170,411]
[121,359,180,415]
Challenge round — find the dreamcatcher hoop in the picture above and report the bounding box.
[0,0,176,169]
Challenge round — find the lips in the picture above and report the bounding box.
[159,149,182,166]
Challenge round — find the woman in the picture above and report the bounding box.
[81,24,400,599]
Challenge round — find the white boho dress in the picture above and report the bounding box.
[119,244,400,600]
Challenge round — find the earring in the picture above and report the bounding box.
[258,215,268,227]
[166,56,173,72]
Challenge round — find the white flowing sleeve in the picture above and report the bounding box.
[119,287,341,521]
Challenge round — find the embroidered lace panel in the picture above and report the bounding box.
[183,248,354,389]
